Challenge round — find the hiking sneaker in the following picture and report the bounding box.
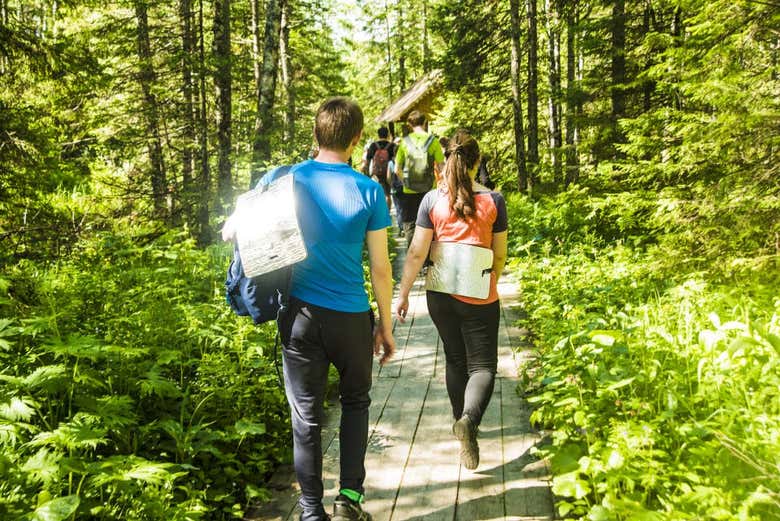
[299,515,330,521]
[453,415,479,470]
[332,494,372,521]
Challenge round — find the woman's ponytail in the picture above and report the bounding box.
[443,130,480,220]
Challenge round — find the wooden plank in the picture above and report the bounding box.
[397,321,439,380]
[497,303,519,378]
[387,380,460,521]
[454,382,505,521]
[359,377,432,520]
[501,377,554,521]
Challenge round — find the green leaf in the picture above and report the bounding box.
[554,397,580,407]
[23,365,69,391]
[588,505,613,521]
[29,495,80,521]
[591,334,616,347]
[235,419,266,436]
[764,333,780,354]
[0,396,37,421]
[606,377,635,391]
[588,330,621,346]
[552,471,591,499]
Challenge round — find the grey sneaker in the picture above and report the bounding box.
[453,415,479,470]
[299,514,330,521]
[332,494,372,521]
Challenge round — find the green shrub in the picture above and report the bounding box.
[0,229,290,520]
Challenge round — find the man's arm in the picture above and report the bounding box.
[366,228,395,365]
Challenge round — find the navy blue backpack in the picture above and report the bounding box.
[225,166,295,325]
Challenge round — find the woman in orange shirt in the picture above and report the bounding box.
[395,129,508,470]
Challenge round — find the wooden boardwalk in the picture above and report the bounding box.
[247,241,554,521]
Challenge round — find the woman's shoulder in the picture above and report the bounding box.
[473,185,505,200]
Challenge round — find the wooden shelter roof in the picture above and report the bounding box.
[375,69,444,123]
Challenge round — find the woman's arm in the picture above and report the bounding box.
[395,226,434,322]
[491,231,508,280]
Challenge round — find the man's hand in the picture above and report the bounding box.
[221,214,237,242]
[373,325,395,366]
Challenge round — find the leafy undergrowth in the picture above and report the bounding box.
[0,229,290,520]
[507,190,780,520]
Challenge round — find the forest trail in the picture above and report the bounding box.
[246,237,555,521]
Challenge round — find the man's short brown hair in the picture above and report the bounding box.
[406,110,427,128]
[314,97,364,151]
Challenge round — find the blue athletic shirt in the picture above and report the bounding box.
[258,160,391,312]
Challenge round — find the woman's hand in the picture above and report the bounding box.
[395,294,410,323]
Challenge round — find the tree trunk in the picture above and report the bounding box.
[180,0,196,227]
[134,1,168,217]
[422,0,430,72]
[384,0,393,101]
[251,0,261,89]
[509,0,529,192]
[197,0,212,245]
[279,0,295,154]
[213,0,232,211]
[526,0,540,185]
[0,0,7,74]
[397,0,406,92]
[564,2,579,187]
[642,4,654,112]
[252,0,283,175]
[545,0,563,186]
[611,0,626,124]
[50,0,58,41]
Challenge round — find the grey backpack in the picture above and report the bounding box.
[402,134,436,192]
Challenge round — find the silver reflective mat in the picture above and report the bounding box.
[425,241,494,299]
[234,174,307,277]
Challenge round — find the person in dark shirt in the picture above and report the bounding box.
[361,126,396,210]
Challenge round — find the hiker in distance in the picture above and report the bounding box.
[394,110,445,249]
[360,126,396,210]
[394,129,508,470]
[229,97,395,521]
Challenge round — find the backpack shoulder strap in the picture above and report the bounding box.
[257,164,294,193]
[423,133,436,151]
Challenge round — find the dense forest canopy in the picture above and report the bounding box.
[1,0,778,519]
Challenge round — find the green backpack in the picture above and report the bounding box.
[402,134,436,193]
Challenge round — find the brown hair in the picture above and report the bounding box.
[314,97,364,151]
[443,129,480,220]
[406,110,427,128]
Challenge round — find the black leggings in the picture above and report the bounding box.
[426,291,499,426]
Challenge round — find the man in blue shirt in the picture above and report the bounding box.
[256,97,395,521]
